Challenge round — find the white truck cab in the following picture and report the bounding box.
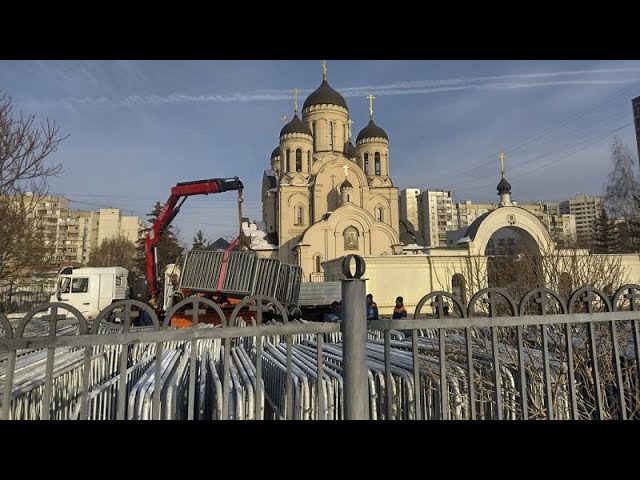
[51,267,130,319]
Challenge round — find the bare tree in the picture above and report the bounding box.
[436,242,627,306]
[427,241,635,419]
[0,91,65,282]
[87,235,138,272]
[603,136,640,220]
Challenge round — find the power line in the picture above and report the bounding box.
[422,81,640,188]
[452,121,633,197]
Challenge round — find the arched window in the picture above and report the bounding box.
[286,148,291,172]
[307,151,311,172]
[343,226,359,250]
[296,149,302,172]
[374,152,381,175]
[315,255,321,273]
[375,207,383,222]
[294,205,304,226]
[329,122,334,150]
[364,153,369,175]
[452,273,466,305]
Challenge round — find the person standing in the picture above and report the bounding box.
[326,300,342,322]
[392,296,407,319]
[366,293,379,320]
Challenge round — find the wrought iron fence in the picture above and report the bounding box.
[1,282,639,420]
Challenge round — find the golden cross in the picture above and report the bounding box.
[347,119,354,139]
[367,94,376,120]
[292,88,301,115]
[498,152,506,178]
[343,164,349,179]
[280,115,288,124]
[322,60,327,81]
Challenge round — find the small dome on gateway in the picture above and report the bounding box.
[497,177,512,195]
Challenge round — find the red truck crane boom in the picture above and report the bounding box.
[144,177,244,301]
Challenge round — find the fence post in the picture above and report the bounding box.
[341,255,369,420]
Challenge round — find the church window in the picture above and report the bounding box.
[329,122,334,150]
[286,149,291,172]
[296,149,302,172]
[315,255,321,273]
[307,151,311,172]
[375,152,381,175]
[295,205,304,226]
[364,153,369,175]
[375,207,383,222]
[343,226,359,250]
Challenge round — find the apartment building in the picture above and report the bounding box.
[24,194,144,267]
[97,208,144,245]
[560,194,604,246]
[420,190,454,247]
[399,188,422,234]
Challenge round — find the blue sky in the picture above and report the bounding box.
[1,60,639,245]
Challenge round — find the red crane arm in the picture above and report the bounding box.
[144,177,243,301]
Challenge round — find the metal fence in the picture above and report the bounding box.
[0,280,53,314]
[1,260,639,420]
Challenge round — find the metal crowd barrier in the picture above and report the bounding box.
[178,249,301,309]
[2,280,640,420]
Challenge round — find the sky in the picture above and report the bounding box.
[1,60,639,245]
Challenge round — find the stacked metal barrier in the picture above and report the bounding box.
[178,249,301,309]
[198,344,264,420]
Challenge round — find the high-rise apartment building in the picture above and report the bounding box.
[97,208,144,245]
[24,194,144,267]
[399,188,422,234]
[560,194,604,246]
[420,190,454,247]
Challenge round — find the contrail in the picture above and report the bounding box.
[64,67,640,106]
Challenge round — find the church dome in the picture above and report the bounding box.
[497,177,512,195]
[356,119,388,142]
[340,178,353,189]
[303,80,348,111]
[271,146,280,159]
[280,114,312,137]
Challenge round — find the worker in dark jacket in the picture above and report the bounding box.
[392,296,407,319]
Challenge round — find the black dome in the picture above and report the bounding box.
[344,140,356,158]
[497,177,512,195]
[280,114,312,137]
[356,119,388,142]
[340,178,353,189]
[271,146,280,159]
[302,80,348,110]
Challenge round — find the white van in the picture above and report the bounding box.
[51,267,129,319]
